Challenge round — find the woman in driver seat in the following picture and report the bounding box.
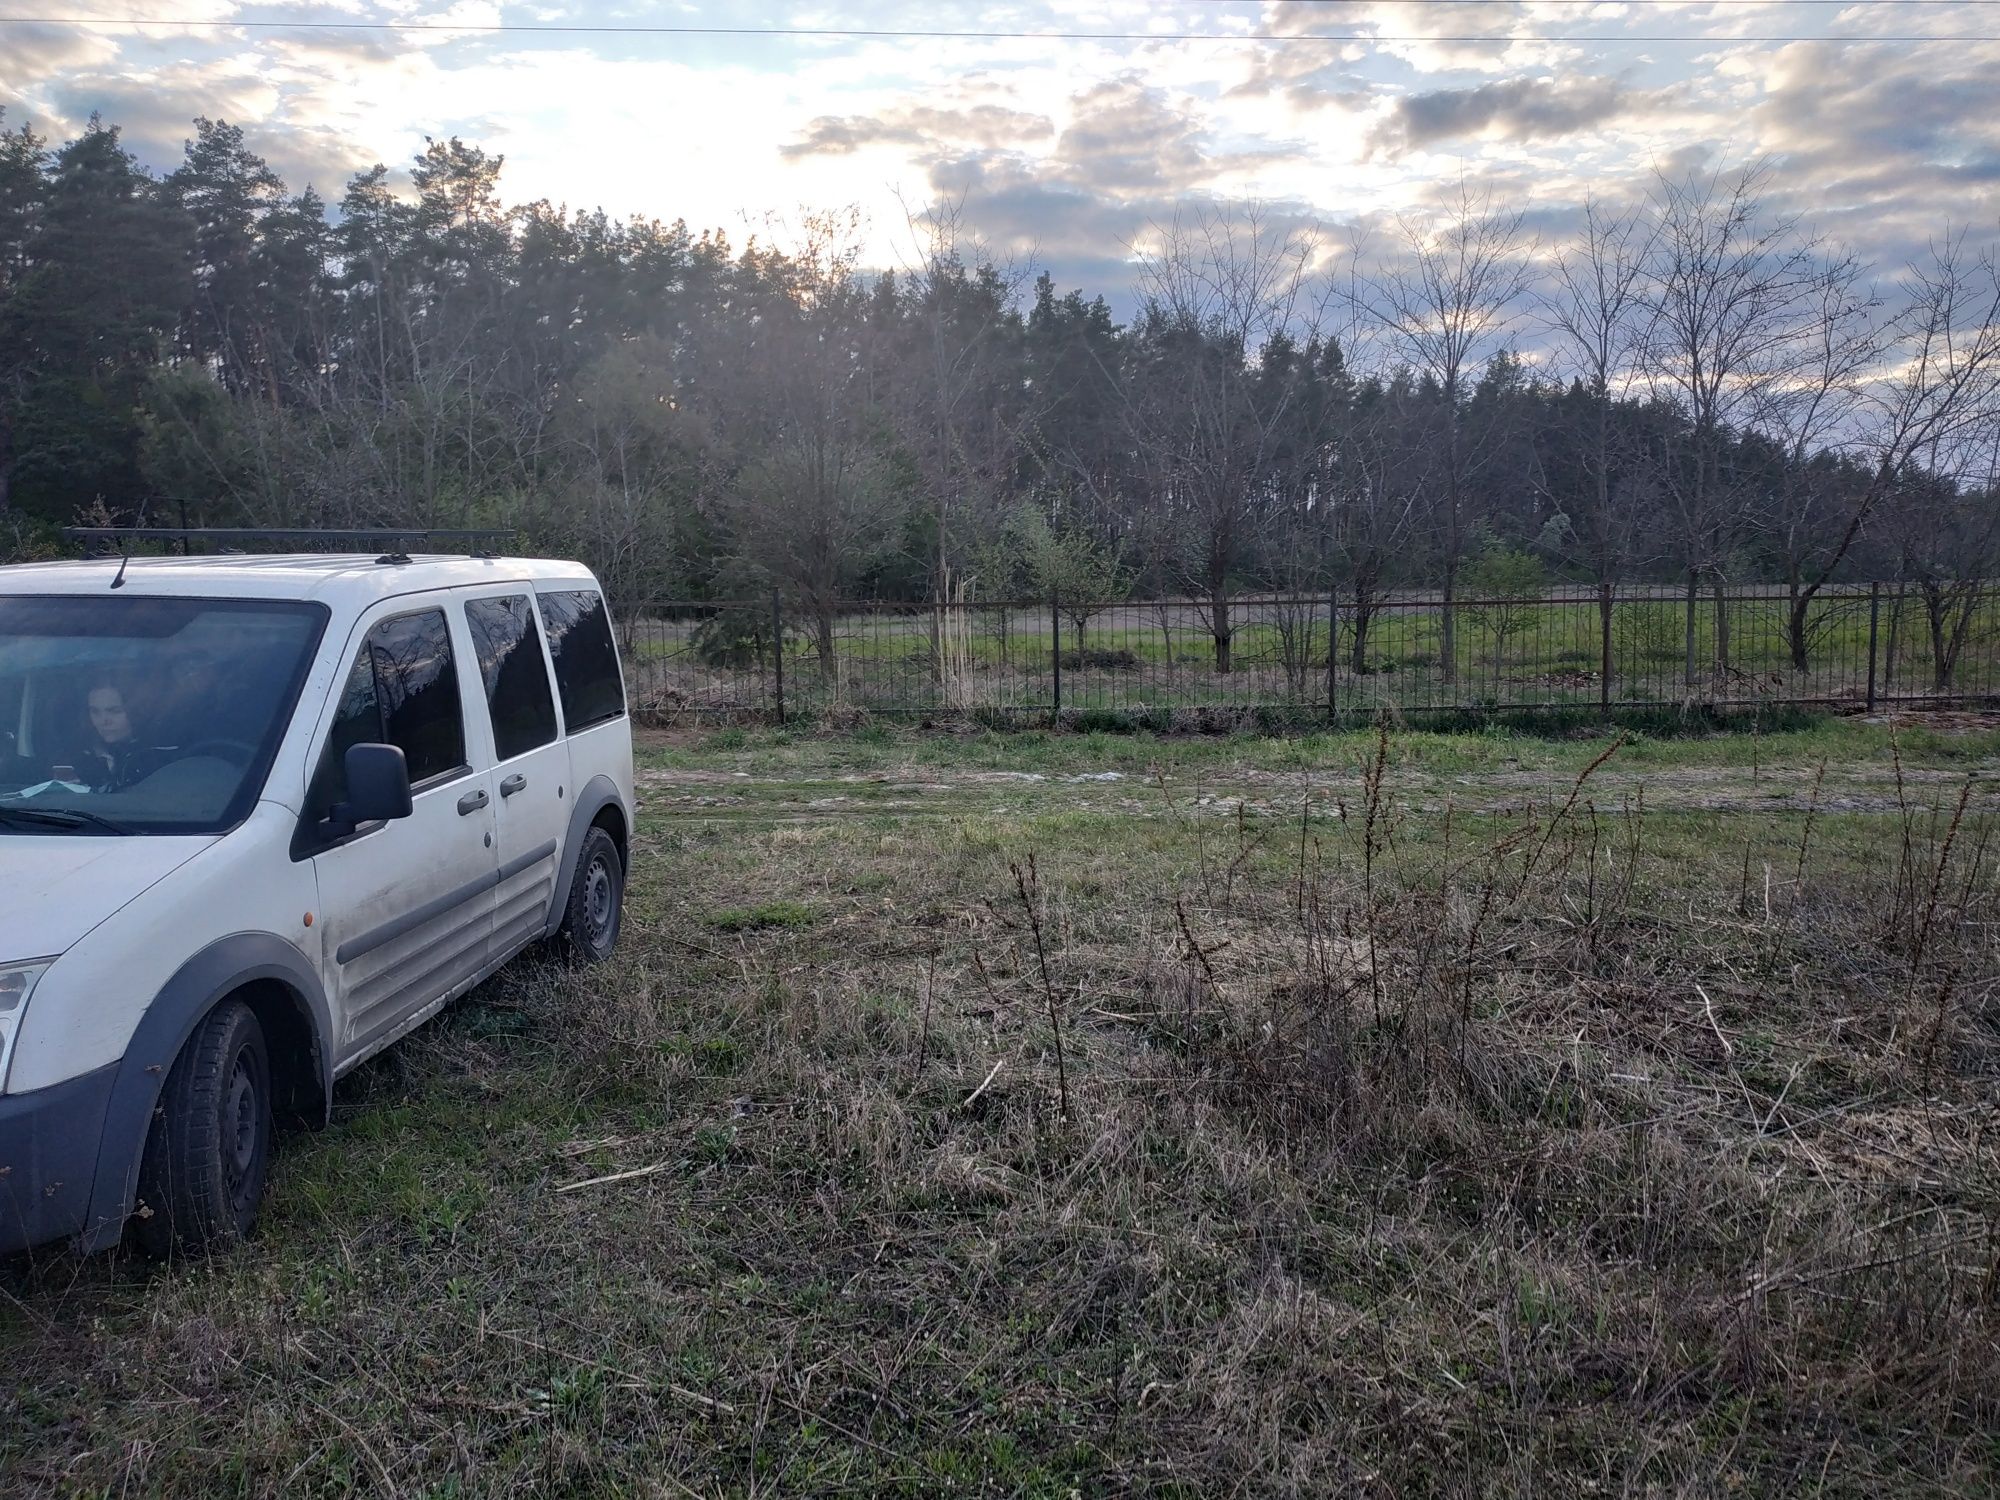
[77,680,166,791]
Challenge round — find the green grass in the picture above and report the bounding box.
[706,899,817,932]
[5,719,1998,1496]
[638,712,2000,781]
[626,590,2000,718]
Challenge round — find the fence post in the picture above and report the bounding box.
[1325,587,1338,727]
[1598,581,1613,722]
[770,588,785,726]
[1865,581,1881,713]
[1683,570,1699,697]
[1050,589,1062,725]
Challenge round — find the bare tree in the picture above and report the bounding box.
[543,338,712,616]
[1752,233,2000,673]
[1882,425,2000,694]
[1358,179,1531,685]
[1333,371,1430,674]
[1128,203,1326,672]
[1537,193,1658,679]
[889,197,1036,678]
[727,212,900,676]
[1747,254,1880,669]
[1864,241,2000,692]
[1640,162,1820,686]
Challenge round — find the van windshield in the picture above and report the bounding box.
[0,595,326,836]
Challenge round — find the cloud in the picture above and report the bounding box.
[1369,75,1634,157]
[781,103,1051,159]
[1738,39,2000,267]
[42,55,281,167]
[1254,1,1578,77]
[1051,76,1292,197]
[0,22,124,118]
[1051,77,1215,193]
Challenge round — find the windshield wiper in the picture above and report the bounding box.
[0,805,132,835]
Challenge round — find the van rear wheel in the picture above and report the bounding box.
[133,999,272,1257]
[556,826,624,963]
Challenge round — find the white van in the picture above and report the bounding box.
[0,550,635,1256]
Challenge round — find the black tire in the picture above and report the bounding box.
[556,825,624,963]
[133,999,272,1257]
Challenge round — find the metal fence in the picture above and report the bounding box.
[616,582,2000,723]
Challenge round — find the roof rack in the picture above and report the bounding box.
[62,526,517,553]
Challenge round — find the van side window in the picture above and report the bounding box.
[302,646,382,822]
[539,590,624,731]
[465,595,558,760]
[304,609,467,823]
[370,610,466,782]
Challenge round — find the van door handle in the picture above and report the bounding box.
[457,788,489,815]
[500,774,527,798]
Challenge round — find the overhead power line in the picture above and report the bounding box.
[2,14,1998,44]
[1193,0,2000,5]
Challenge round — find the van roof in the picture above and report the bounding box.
[0,553,600,604]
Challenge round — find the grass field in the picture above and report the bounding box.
[626,590,2000,718]
[5,714,2000,1496]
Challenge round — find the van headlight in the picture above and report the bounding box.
[0,961,52,1092]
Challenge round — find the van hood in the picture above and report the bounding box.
[0,836,216,959]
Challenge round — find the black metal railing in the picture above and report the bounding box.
[615,582,2000,722]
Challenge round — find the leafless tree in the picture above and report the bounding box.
[1864,241,2000,692]
[1758,233,2000,675]
[1128,202,1327,672]
[1857,235,2000,494]
[890,197,1038,677]
[1640,162,1820,686]
[727,212,900,676]
[1536,193,1659,680]
[542,338,713,618]
[1333,372,1431,674]
[1747,253,1880,669]
[1358,179,1532,684]
[1882,430,2000,694]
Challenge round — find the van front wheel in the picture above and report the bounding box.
[557,826,624,963]
[133,999,272,1257]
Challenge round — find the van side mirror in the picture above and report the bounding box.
[334,742,413,828]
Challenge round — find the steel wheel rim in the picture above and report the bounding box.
[584,855,615,944]
[224,1048,260,1208]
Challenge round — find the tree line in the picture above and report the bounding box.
[2,112,1997,678]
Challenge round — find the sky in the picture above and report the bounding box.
[4,1,1999,312]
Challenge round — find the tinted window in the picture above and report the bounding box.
[371,611,466,781]
[304,609,466,824]
[540,590,624,731]
[302,647,382,824]
[465,595,558,760]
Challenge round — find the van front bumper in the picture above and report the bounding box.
[0,1063,117,1255]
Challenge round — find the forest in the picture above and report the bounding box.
[1,112,1997,677]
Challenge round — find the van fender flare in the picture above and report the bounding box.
[78,933,331,1253]
[544,774,629,940]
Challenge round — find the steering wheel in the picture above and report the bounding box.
[180,738,259,765]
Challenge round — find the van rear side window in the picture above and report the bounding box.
[465,595,558,760]
[539,590,624,732]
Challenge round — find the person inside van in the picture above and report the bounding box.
[152,645,225,748]
[76,680,164,791]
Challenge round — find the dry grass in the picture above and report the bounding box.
[3,724,1997,1496]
